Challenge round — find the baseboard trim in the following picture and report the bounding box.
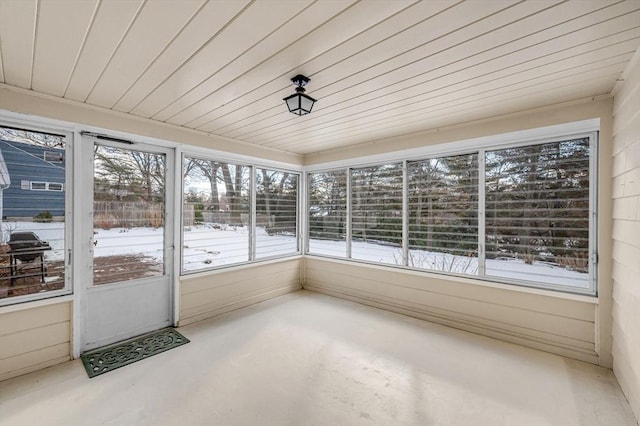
[305,284,599,365]
[179,284,301,327]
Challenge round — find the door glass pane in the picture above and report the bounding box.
[93,145,165,285]
[0,127,67,300]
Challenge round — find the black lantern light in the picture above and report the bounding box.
[283,74,316,116]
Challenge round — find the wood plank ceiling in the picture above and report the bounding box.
[0,0,638,156]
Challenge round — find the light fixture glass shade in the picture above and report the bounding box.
[283,92,317,116]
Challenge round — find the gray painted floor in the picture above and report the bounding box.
[0,290,636,426]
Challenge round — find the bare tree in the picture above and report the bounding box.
[0,127,64,148]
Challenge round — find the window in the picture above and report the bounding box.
[1,127,69,304]
[485,138,591,289]
[44,151,63,162]
[255,168,299,258]
[182,156,250,272]
[30,181,47,190]
[308,170,347,257]
[407,154,479,274]
[28,181,63,191]
[47,182,63,191]
[351,163,403,265]
[181,158,299,273]
[306,132,596,295]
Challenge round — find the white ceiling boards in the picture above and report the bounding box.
[0,0,638,155]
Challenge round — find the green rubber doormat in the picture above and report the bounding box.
[81,328,190,378]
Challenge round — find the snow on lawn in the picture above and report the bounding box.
[183,224,297,270]
[2,221,298,271]
[2,221,66,260]
[309,238,589,288]
[3,221,588,288]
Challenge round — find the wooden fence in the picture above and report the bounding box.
[94,201,163,228]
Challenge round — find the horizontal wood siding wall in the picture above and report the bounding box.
[611,52,640,421]
[304,257,598,364]
[0,301,71,381]
[179,259,301,326]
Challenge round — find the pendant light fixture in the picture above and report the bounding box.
[283,74,316,116]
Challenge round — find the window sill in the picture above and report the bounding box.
[0,294,73,314]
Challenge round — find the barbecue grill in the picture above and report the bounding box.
[7,232,52,285]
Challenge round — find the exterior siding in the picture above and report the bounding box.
[611,52,640,422]
[0,300,71,381]
[0,140,65,218]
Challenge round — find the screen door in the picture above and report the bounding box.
[84,139,173,350]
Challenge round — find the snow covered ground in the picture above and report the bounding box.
[182,224,297,269]
[1,221,298,271]
[2,221,588,288]
[309,238,588,288]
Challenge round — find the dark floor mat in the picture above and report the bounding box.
[80,328,190,378]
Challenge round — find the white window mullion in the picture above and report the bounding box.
[346,168,352,259]
[301,172,307,254]
[402,160,409,266]
[250,166,257,261]
[589,132,598,295]
[478,149,486,277]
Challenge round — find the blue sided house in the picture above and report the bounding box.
[0,139,65,219]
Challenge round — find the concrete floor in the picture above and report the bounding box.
[0,290,636,426]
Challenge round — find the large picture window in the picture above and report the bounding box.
[306,133,596,295]
[351,164,403,265]
[308,170,347,257]
[408,154,479,274]
[255,169,299,258]
[485,139,591,289]
[1,127,70,303]
[181,158,299,273]
[182,157,251,272]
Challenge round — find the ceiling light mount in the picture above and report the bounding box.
[283,74,316,116]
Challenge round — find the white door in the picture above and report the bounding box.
[83,137,174,351]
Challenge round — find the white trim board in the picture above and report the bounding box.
[304,119,600,171]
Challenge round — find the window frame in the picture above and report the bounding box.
[0,123,74,307]
[29,181,48,191]
[180,154,254,273]
[349,162,404,265]
[306,169,349,257]
[254,166,301,261]
[180,151,301,276]
[43,150,63,163]
[305,130,598,296]
[47,182,64,191]
[406,152,480,275]
[28,181,64,191]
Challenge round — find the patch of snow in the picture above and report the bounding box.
[2,221,588,288]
